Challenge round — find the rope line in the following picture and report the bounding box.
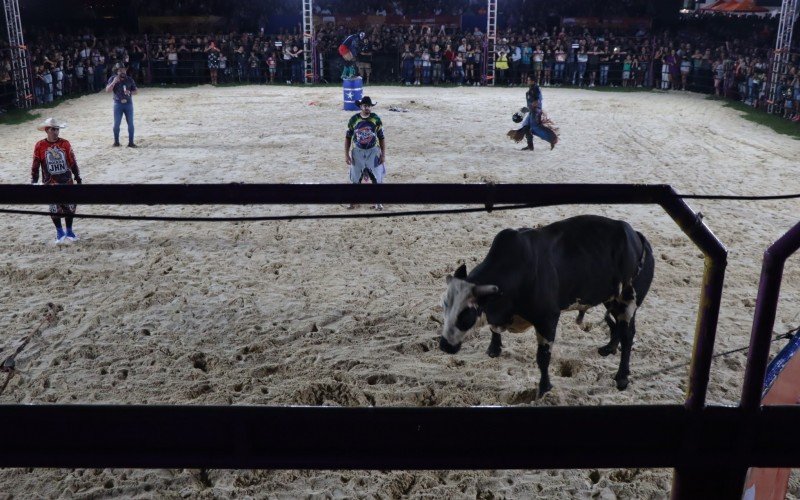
[0,191,798,222]
[638,326,800,380]
[0,204,535,222]
[679,193,800,200]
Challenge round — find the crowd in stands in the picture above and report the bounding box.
[1,10,798,121]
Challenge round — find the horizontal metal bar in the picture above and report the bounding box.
[2,405,800,470]
[0,183,674,205]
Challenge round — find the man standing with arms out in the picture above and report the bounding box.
[105,63,138,147]
[31,118,82,244]
[345,96,386,210]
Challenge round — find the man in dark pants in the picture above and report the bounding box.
[521,77,542,151]
[105,63,138,147]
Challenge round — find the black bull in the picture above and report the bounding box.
[439,215,655,396]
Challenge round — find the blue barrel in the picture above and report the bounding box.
[343,76,363,111]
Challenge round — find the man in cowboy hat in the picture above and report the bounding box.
[31,117,83,244]
[105,62,138,147]
[345,95,386,210]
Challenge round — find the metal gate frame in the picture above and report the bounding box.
[2,182,795,497]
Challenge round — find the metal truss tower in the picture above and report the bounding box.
[485,0,498,85]
[302,0,316,83]
[767,0,798,113]
[2,0,32,108]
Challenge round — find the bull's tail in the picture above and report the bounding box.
[633,231,655,306]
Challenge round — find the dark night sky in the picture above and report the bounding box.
[12,0,690,28]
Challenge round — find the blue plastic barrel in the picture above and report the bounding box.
[343,76,363,111]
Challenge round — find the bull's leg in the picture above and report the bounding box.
[534,316,559,396]
[614,287,639,391]
[614,314,638,390]
[598,306,620,356]
[536,341,553,396]
[486,330,503,358]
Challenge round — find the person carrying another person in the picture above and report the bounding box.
[31,118,83,244]
[344,96,386,210]
[507,78,558,151]
[339,32,365,80]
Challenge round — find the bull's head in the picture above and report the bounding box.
[439,264,499,354]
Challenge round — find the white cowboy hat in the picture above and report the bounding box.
[37,117,67,131]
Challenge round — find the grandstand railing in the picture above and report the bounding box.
[5,35,797,123]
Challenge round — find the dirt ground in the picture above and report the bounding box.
[0,85,798,498]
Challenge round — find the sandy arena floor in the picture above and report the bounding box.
[0,85,798,498]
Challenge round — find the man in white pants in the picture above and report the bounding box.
[344,96,386,210]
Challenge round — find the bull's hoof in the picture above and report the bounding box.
[598,344,617,357]
[538,380,553,397]
[615,377,629,391]
[486,344,502,358]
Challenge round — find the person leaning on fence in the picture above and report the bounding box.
[105,63,138,148]
[345,96,386,211]
[205,41,221,85]
[31,118,82,244]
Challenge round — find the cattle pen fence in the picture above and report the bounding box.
[1,183,799,499]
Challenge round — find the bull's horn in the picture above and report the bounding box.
[473,285,500,297]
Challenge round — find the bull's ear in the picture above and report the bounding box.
[454,264,467,280]
[473,284,500,298]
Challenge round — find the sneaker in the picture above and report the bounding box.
[373,203,384,211]
[113,142,120,147]
[520,145,534,151]
[65,229,79,242]
[55,228,66,245]
[127,143,138,148]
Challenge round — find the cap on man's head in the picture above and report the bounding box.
[114,63,127,71]
[37,117,67,131]
[356,96,377,107]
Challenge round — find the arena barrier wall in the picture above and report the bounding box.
[2,182,795,497]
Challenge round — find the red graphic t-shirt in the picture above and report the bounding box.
[31,138,80,185]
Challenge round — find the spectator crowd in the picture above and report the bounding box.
[1,9,798,121]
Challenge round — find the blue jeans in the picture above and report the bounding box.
[576,62,587,84]
[113,101,134,144]
[522,113,556,144]
[554,62,565,82]
[600,64,610,86]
